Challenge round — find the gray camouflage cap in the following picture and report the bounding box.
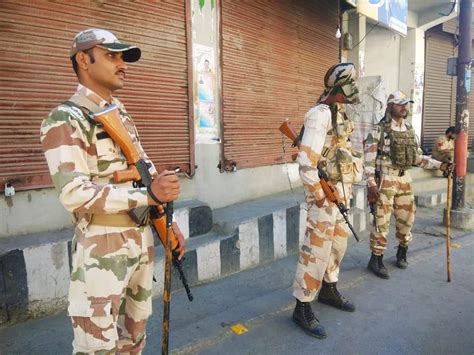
[70,28,141,62]
[387,91,414,105]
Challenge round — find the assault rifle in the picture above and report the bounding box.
[92,104,193,303]
[279,120,359,242]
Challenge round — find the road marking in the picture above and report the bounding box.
[230,323,248,335]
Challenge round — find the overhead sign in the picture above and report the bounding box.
[357,0,407,36]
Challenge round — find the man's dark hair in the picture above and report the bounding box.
[71,49,96,76]
[445,126,455,135]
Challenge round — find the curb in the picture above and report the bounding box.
[0,191,370,326]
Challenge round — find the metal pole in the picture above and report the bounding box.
[453,0,472,209]
[446,174,452,282]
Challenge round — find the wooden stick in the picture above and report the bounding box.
[446,174,452,282]
[161,202,174,354]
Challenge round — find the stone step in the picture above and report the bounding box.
[415,186,474,207]
[410,167,444,180]
[411,177,449,193]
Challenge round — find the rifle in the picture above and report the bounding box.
[369,171,380,233]
[279,120,359,242]
[92,104,193,301]
[369,202,379,233]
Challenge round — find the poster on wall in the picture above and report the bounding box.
[193,43,220,144]
[357,0,407,36]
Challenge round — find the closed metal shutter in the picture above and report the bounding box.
[0,0,192,192]
[220,0,339,170]
[422,31,457,152]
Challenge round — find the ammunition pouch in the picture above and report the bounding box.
[326,147,363,183]
[389,128,417,170]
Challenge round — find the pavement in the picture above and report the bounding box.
[1,205,473,355]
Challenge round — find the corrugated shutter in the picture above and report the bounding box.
[220,0,339,170]
[422,31,457,152]
[0,0,192,192]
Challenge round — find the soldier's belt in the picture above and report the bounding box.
[90,213,137,227]
[380,166,406,177]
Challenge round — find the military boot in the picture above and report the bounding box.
[292,299,327,339]
[396,245,408,269]
[368,253,390,279]
[318,281,355,312]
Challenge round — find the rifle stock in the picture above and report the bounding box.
[279,120,359,242]
[93,106,141,165]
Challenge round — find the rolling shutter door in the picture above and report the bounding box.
[0,0,191,192]
[220,0,339,170]
[423,32,456,152]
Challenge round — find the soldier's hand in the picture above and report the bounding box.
[367,185,380,203]
[149,170,180,204]
[440,162,454,173]
[172,222,186,260]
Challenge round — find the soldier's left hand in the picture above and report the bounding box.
[172,222,186,260]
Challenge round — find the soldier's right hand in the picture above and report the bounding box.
[148,170,180,204]
[367,185,380,203]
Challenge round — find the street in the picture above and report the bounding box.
[1,206,473,354]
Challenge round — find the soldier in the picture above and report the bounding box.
[40,29,184,354]
[364,91,452,279]
[431,126,455,163]
[292,63,362,339]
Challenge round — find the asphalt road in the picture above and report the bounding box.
[1,206,473,355]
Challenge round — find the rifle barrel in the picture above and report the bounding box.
[342,212,359,242]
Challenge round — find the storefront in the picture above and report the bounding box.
[0,1,193,192]
[219,0,339,170]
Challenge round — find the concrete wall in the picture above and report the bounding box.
[364,26,401,95]
[1,189,71,238]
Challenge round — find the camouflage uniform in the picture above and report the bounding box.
[364,115,442,256]
[293,104,356,302]
[431,135,454,162]
[40,84,155,354]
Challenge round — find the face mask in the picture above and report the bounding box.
[341,80,360,104]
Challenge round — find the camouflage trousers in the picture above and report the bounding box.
[370,173,415,256]
[293,199,350,302]
[68,222,154,354]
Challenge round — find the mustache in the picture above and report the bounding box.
[116,70,126,78]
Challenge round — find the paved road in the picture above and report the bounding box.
[1,206,473,354]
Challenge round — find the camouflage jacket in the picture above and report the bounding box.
[431,135,454,162]
[363,115,442,187]
[297,103,354,204]
[40,84,156,227]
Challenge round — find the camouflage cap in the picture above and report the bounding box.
[387,91,414,105]
[70,28,141,62]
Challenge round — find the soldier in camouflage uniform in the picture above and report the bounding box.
[363,91,452,279]
[292,63,362,339]
[431,126,455,163]
[40,29,184,354]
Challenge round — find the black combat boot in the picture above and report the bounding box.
[396,245,408,269]
[318,281,355,312]
[292,299,327,339]
[368,253,390,279]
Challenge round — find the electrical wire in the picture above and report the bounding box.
[351,22,379,50]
